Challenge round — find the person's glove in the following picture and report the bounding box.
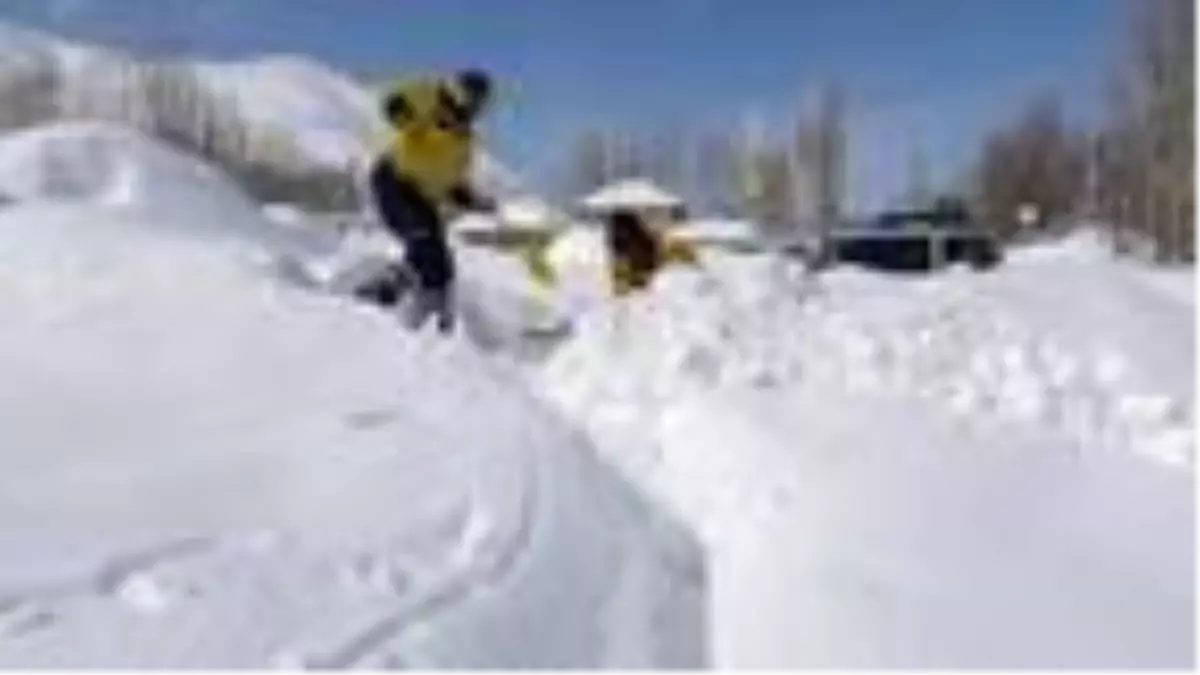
[449,184,496,213]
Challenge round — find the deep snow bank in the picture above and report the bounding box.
[543,252,1194,469]
[537,239,1193,667]
[0,122,262,230]
[671,388,1193,668]
[0,203,704,667]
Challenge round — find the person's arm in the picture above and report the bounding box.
[448,182,497,213]
[662,234,702,267]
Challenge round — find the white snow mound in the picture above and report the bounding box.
[197,55,379,168]
[0,121,262,228]
[0,203,704,668]
[537,239,1194,668]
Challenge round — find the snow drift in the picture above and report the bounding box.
[0,121,263,231]
[537,238,1194,668]
[0,195,704,666]
[671,388,1193,668]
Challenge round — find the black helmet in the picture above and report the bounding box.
[453,69,492,105]
[453,68,492,116]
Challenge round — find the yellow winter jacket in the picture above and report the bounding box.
[381,76,475,205]
[521,233,558,289]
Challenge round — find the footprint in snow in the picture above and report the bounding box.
[114,572,196,614]
[0,601,56,637]
[340,555,411,597]
[345,408,398,431]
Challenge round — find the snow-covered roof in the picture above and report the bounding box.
[581,179,683,212]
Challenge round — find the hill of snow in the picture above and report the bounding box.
[195,55,380,168]
[0,132,703,665]
[0,21,523,195]
[535,241,1194,667]
[0,121,262,230]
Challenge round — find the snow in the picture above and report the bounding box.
[0,20,524,196]
[0,22,60,71]
[497,195,557,228]
[542,225,615,318]
[195,55,379,168]
[0,20,1193,668]
[668,389,1191,668]
[581,178,684,211]
[194,55,525,197]
[535,240,1194,668]
[0,122,263,230]
[674,218,760,244]
[0,149,704,665]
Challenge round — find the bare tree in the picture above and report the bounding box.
[787,82,848,242]
[810,83,847,225]
[642,124,687,193]
[904,138,932,209]
[565,128,611,199]
[0,55,62,130]
[1101,0,1194,261]
[972,94,1089,240]
[690,128,739,214]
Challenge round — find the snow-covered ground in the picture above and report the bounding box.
[0,21,1193,667]
[0,122,263,229]
[0,127,704,668]
[535,236,1195,668]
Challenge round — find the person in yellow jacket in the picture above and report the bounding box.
[514,214,700,297]
[605,211,700,297]
[520,231,559,289]
[358,69,497,334]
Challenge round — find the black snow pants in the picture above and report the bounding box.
[367,157,456,332]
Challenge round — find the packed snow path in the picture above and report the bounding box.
[0,201,705,668]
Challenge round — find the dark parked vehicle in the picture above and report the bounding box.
[821,207,1002,272]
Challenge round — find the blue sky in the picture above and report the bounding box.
[1,0,1124,210]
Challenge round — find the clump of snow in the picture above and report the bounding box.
[0,121,263,232]
[1006,227,1116,265]
[498,196,555,227]
[0,202,704,668]
[674,218,761,244]
[543,225,613,317]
